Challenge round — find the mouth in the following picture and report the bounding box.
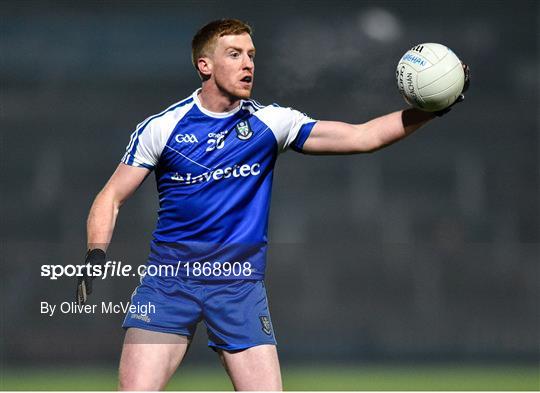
[240,76,253,84]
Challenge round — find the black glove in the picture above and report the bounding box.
[76,249,106,305]
[434,62,470,117]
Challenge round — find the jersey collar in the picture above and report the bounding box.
[192,88,244,118]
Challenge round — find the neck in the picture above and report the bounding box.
[198,82,241,113]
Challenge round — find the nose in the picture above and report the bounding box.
[242,53,254,70]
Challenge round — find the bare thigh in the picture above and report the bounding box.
[118,328,190,391]
[218,344,282,391]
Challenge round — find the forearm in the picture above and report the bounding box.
[361,108,435,151]
[87,190,121,251]
[305,108,437,154]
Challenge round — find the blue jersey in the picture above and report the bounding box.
[121,89,316,280]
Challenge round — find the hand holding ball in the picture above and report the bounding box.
[396,43,468,113]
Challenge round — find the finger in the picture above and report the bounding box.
[462,63,470,93]
[77,280,87,305]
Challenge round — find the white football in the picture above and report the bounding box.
[396,43,465,112]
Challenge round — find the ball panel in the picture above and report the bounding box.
[396,62,426,110]
[417,51,462,89]
[418,62,464,98]
[420,79,463,111]
[408,43,449,63]
[411,43,442,63]
[398,51,432,73]
[422,43,449,60]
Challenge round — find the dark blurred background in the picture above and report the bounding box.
[1,0,538,378]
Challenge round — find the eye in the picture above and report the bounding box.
[229,51,240,58]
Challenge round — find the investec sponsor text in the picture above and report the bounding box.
[171,162,261,185]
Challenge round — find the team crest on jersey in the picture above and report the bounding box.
[235,120,253,141]
[259,315,272,335]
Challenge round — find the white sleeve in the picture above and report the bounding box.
[121,119,167,169]
[254,105,317,153]
[121,101,194,169]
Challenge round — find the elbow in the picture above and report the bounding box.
[365,138,389,154]
[361,138,383,153]
[356,122,392,154]
[354,126,385,154]
[349,122,383,154]
[91,188,123,214]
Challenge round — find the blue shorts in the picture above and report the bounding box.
[122,274,277,351]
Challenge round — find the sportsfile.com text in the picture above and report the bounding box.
[41,260,253,280]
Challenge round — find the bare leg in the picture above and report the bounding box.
[218,344,282,391]
[118,328,190,391]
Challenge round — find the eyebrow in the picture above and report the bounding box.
[226,46,256,54]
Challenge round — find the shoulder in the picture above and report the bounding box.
[242,100,290,124]
[240,98,267,115]
[241,100,316,152]
[249,101,309,131]
[136,94,196,134]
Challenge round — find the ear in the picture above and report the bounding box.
[197,57,213,78]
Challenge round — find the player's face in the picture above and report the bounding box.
[210,33,255,100]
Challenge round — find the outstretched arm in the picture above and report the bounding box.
[303,63,469,155]
[302,108,435,155]
[87,163,151,250]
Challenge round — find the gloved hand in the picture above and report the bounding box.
[434,62,470,117]
[76,249,106,305]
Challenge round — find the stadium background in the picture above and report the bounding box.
[1,0,538,390]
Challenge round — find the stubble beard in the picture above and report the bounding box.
[215,78,252,101]
[236,88,252,100]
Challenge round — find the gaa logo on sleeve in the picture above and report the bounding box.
[235,120,253,141]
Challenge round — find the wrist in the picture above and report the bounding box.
[85,249,106,265]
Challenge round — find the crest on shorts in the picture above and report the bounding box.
[235,120,253,141]
[259,315,272,335]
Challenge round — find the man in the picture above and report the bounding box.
[78,19,468,391]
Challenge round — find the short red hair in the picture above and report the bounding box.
[191,19,252,75]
